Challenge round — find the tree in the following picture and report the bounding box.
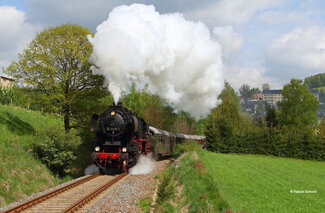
[278,79,319,130]
[239,84,261,108]
[218,81,241,111]
[256,100,266,113]
[262,83,270,91]
[265,106,278,128]
[6,24,105,132]
[304,73,325,89]
[205,82,242,152]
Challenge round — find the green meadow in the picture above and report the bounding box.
[196,150,325,212]
[0,105,69,206]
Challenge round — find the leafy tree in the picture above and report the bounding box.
[6,24,105,132]
[218,81,241,111]
[239,84,261,108]
[239,84,251,104]
[206,83,242,152]
[256,100,266,113]
[304,73,325,89]
[319,88,325,103]
[278,79,319,130]
[123,84,144,117]
[262,83,270,91]
[265,106,278,128]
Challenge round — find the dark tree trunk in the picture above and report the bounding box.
[64,104,70,132]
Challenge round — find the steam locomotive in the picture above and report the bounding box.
[90,102,205,173]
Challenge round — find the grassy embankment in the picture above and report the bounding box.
[153,148,325,212]
[0,105,70,206]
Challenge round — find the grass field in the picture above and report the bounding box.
[0,105,69,206]
[197,150,325,213]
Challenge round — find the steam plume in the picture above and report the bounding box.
[129,154,155,175]
[88,4,224,117]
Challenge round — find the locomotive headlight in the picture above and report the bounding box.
[122,147,127,152]
[111,111,116,116]
[95,146,100,152]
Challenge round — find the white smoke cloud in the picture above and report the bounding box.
[213,26,243,62]
[88,4,224,118]
[129,154,155,175]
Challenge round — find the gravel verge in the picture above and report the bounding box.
[82,159,170,213]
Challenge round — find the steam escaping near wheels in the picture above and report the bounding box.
[88,3,224,118]
[129,154,155,175]
[84,164,99,175]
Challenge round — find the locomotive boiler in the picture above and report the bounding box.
[90,102,149,173]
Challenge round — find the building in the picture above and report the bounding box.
[249,93,262,101]
[262,90,283,106]
[262,89,320,107]
[0,75,15,88]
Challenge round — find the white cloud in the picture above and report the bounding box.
[264,26,325,80]
[0,6,39,72]
[258,7,322,25]
[225,66,281,90]
[186,0,285,27]
[213,26,243,62]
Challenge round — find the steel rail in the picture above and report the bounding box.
[3,173,100,213]
[63,172,128,213]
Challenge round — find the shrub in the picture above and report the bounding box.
[33,125,81,176]
[173,140,202,157]
[157,168,175,204]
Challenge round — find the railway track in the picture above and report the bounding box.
[3,172,128,213]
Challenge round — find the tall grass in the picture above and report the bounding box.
[155,152,229,212]
[0,105,69,206]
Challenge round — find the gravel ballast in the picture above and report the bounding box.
[82,159,170,213]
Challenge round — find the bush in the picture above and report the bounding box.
[157,168,176,204]
[0,87,19,105]
[173,140,202,157]
[33,125,81,176]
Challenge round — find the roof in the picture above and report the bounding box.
[149,126,206,140]
[149,126,175,137]
[0,75,15,81]
[262,90,282,94]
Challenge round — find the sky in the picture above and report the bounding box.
[1,0,325,90]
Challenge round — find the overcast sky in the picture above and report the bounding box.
[1,0,325,90]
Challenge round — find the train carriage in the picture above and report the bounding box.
[148,126,176,160]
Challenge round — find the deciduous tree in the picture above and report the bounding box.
[262,83,270,91]
[278,79,319,130]
[6,24,105,132]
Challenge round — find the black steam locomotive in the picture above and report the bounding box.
[90,102,149,172]
[90,102,205,173]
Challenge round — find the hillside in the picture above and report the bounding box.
[0,105,69,206]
